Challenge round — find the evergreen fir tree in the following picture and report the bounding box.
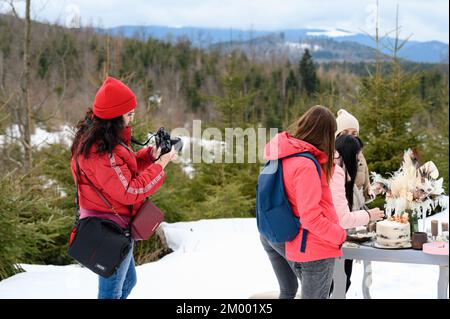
[299,49,318,95]
[355,11,423,176]
[209,54,253,128]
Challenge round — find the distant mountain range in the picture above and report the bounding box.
[100,26,449,64]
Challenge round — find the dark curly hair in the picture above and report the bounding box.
[71,109,125,158]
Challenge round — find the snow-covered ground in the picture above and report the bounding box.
[0,210,448,299]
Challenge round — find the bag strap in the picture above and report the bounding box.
[75,157,130,229]
[119,141,136,155]
[283,152,321,177]
[118,142,142,216]
[74,158,81,226]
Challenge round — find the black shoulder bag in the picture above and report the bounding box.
[68,159,132,278]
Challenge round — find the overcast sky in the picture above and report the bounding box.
[1,0,448,43]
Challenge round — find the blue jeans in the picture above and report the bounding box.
[98,242,137,299]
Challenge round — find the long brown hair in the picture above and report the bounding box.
[290,105,336,182]
[71,109,125,158]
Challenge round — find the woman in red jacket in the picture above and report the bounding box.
[261,105,346,299]
[70,76,177,299]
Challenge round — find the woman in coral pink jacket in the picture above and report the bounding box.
[261,105,346,299]
[70,77,177,299]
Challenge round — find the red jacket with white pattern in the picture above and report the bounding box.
[71,126,165,217]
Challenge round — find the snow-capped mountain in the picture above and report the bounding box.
[100,26,449,64]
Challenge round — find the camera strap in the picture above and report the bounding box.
[130,133,157,147]
[130,136,149,146]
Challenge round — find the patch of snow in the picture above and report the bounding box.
[0,124,75,150]
[31,125,74,149]
[182,164,195,178]
[39,176,68,198]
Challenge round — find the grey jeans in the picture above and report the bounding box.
[260,235,335,299]
[292,258,335,299]
[260,235,298,299]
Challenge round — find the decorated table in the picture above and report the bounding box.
[330,149,449,299]
[331,241,449,299]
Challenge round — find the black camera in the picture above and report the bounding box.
[131,127,183,158]
[154,127,183,155]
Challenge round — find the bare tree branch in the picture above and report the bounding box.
[397,34,414,51]
[1,90,15,109]
[358,28,377,43]
[3,167,19,178]
[1,0,23,19]
[22,0,32,171]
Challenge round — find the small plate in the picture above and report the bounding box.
[373,242,412,249]
[346,232,376,243]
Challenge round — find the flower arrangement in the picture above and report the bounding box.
[371,149,448,230]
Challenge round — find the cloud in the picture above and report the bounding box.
[1,0,448,43]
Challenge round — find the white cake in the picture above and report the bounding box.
[376,220,411,248]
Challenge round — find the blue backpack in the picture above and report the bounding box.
[256,152,321,249]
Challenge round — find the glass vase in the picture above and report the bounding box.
[410,212,419,234]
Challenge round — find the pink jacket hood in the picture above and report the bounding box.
[264,131,328,164]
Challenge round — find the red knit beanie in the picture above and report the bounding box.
[93,76,137,119]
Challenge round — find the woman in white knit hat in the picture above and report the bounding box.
[330,109,376,296]
[335,109,374,205]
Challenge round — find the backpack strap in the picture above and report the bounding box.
[284,152,321,178]
[281,151,321,253]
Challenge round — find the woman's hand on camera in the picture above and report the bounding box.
[156,147,178,169]
[151,147,161,160]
